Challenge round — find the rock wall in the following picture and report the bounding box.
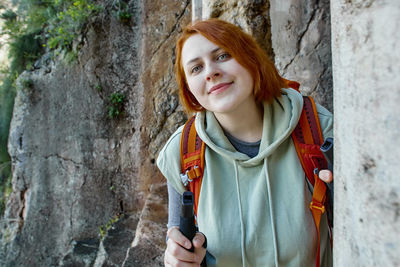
[270,0,332,111]
[203,0,275,58]
[0,1,191,266]
[331,0,400,266]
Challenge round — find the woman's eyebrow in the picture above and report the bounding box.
[185,47,222,66]
[210,47,222,54]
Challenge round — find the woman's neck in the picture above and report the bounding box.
[213,99,263,143]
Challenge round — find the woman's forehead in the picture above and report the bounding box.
[181,34,220,65]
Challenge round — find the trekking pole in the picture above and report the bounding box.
[180,191,207,266]
[180,191,197,252]
[320,137,334,226]
[320,137,333,172]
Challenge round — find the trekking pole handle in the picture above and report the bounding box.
[320,137,333,172]
[180,191,197,252]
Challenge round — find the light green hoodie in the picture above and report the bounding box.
[157,88,333,267]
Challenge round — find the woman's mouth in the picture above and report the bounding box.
[208,82,233,94]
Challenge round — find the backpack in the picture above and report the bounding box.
[179,81,332,267]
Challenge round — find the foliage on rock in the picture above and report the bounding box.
[46,0,102,50]
[112,0,132,24]
[0,0,102,217]
[98,214,123,240]
[108,92,125,119]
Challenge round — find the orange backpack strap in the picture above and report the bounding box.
[180,115,205,218]
[291,94,329,267]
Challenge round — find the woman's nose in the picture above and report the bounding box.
[206,65,221,81]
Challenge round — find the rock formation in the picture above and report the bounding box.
[270,0,332,111]
[1,1,191,265]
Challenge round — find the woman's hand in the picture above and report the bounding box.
[319,169,333,183]
[165,226,207,267]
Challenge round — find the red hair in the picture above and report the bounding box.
[175,19,287,113]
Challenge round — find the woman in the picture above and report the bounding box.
[157,19,333,267]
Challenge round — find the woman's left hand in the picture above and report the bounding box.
[319,170,333,183]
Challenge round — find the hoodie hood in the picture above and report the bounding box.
[195,88,303,166]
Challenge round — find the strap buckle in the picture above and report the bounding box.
[310,201,325,213]
[180,165,199,186]
[180,170,191,186]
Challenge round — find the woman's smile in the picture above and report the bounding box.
[208,82,234,94]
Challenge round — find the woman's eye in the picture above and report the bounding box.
[217,53,230,61]
[191,65,203,74]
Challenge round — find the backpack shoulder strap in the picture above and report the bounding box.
[291,94,330,267]
[292,96,325,181]
[180,115,205,218]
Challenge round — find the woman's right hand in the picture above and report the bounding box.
[165,226,207,267]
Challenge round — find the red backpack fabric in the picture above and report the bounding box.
[179,82,331,267]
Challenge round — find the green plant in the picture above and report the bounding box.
[0,76,16,216]
[20,78,33,88]
[98,214,123,239]
[112,0,131,24]
[65,50,78,62]
[95,84,102,92]
[0,10,19,34]
[118,10,131,23]
[46,0,102,50]
[108,92,125,119]
[0,161,12,213]
[12,32,42,70]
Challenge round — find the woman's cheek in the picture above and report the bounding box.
[188,77,203,96]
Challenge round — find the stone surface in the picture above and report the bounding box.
[0,0,185,265]
[203,0,274,58]
[331,0,400,266]
[140,0,191,185]
[123,183,168,267]
[270,0,333,111]
[2,61,122,266]
[93,213,139,267]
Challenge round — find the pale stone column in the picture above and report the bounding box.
[331,1,400,266]
[192,0,202,21]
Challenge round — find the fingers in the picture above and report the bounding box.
[165,240,199,266]
[319,169,333,183]
[167,227,192,250]
[192,232,206,249]
[193,232,207,265]
[166,237,197,261]
[165,227,206,266]
[165,250,200,267]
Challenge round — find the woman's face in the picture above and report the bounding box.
[181,34,255,114]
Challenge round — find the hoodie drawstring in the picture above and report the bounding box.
[265,159,279,267]
[233,160,246,267]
